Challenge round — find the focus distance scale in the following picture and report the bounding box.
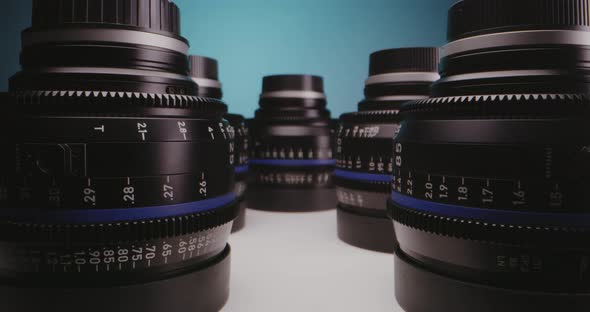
[335,47,439,253]
[0,1,238,311]
[247,75,337,212]
[389,0,590,311]
[190,54,250,232]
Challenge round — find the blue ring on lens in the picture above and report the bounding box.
[391,192,590,227]
[249,159,336,166]
[235,165,249,174]
[334,169,392,183]
[1,193,236,224]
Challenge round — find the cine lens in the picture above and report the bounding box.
[335,47,439,253]
[247,75,337,212]
[189,55,249,232]
[1,1,237,311]
[389,0,590,311]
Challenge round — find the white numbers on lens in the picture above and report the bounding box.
[208,127,215,140]
[83,187,96,206]
[425,175,433,199]
[123,186,135,205]
[199,173,207,197]
[103,249,115,264]
[162,243,173,258]
[394,143,403,168]
[513,181,526,206]
[458,178,469,201]
[89,250,101,266]
[439,177,449,199]
[219,123,227,139]
[482,180,494,204]
[137,122,148,141]
[405,172,414,196]
[229,142,235,165]
[178,240,188,255]
[177,121,188,140]
[131,247,143,262]
[163,184,174,201]
[549,184,563,207]
[117,249,129,264]
[145,246,156,260]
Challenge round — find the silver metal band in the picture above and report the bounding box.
[260,90,326,100]
[33,66,191,81]
[439,69,568,83]
[23,28,189,55]
[443,30,590,57]
[191,77,222,89]
[365,72,440,86]
[368,95,430,101]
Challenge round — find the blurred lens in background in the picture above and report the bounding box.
[190,55,249,232]
[1,1,237,311]
[247,75,336,212]
[335,47,439,253]
[389,0,590,311]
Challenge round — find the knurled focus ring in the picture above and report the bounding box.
[400,94,590,119]
[14,91,227,115]
[389,200,590,245]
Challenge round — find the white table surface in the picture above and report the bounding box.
[222,208,404,312]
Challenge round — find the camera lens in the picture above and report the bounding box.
[1,1,238,311]
[389,0,590,311]
[335,47,439,253]
[247,75,337,212]
[190,55,249,232]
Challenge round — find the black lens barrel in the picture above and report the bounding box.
[247,74,336,212]
[262,74,324,93]
[189,54,248,232]
[437,0,590,97]
[190,55,223,100]
[336,47,439,253]
[390,1,590,311]
[12,0,194,95]
[2,2,236,312]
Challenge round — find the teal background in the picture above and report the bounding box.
[0,0,453,117]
